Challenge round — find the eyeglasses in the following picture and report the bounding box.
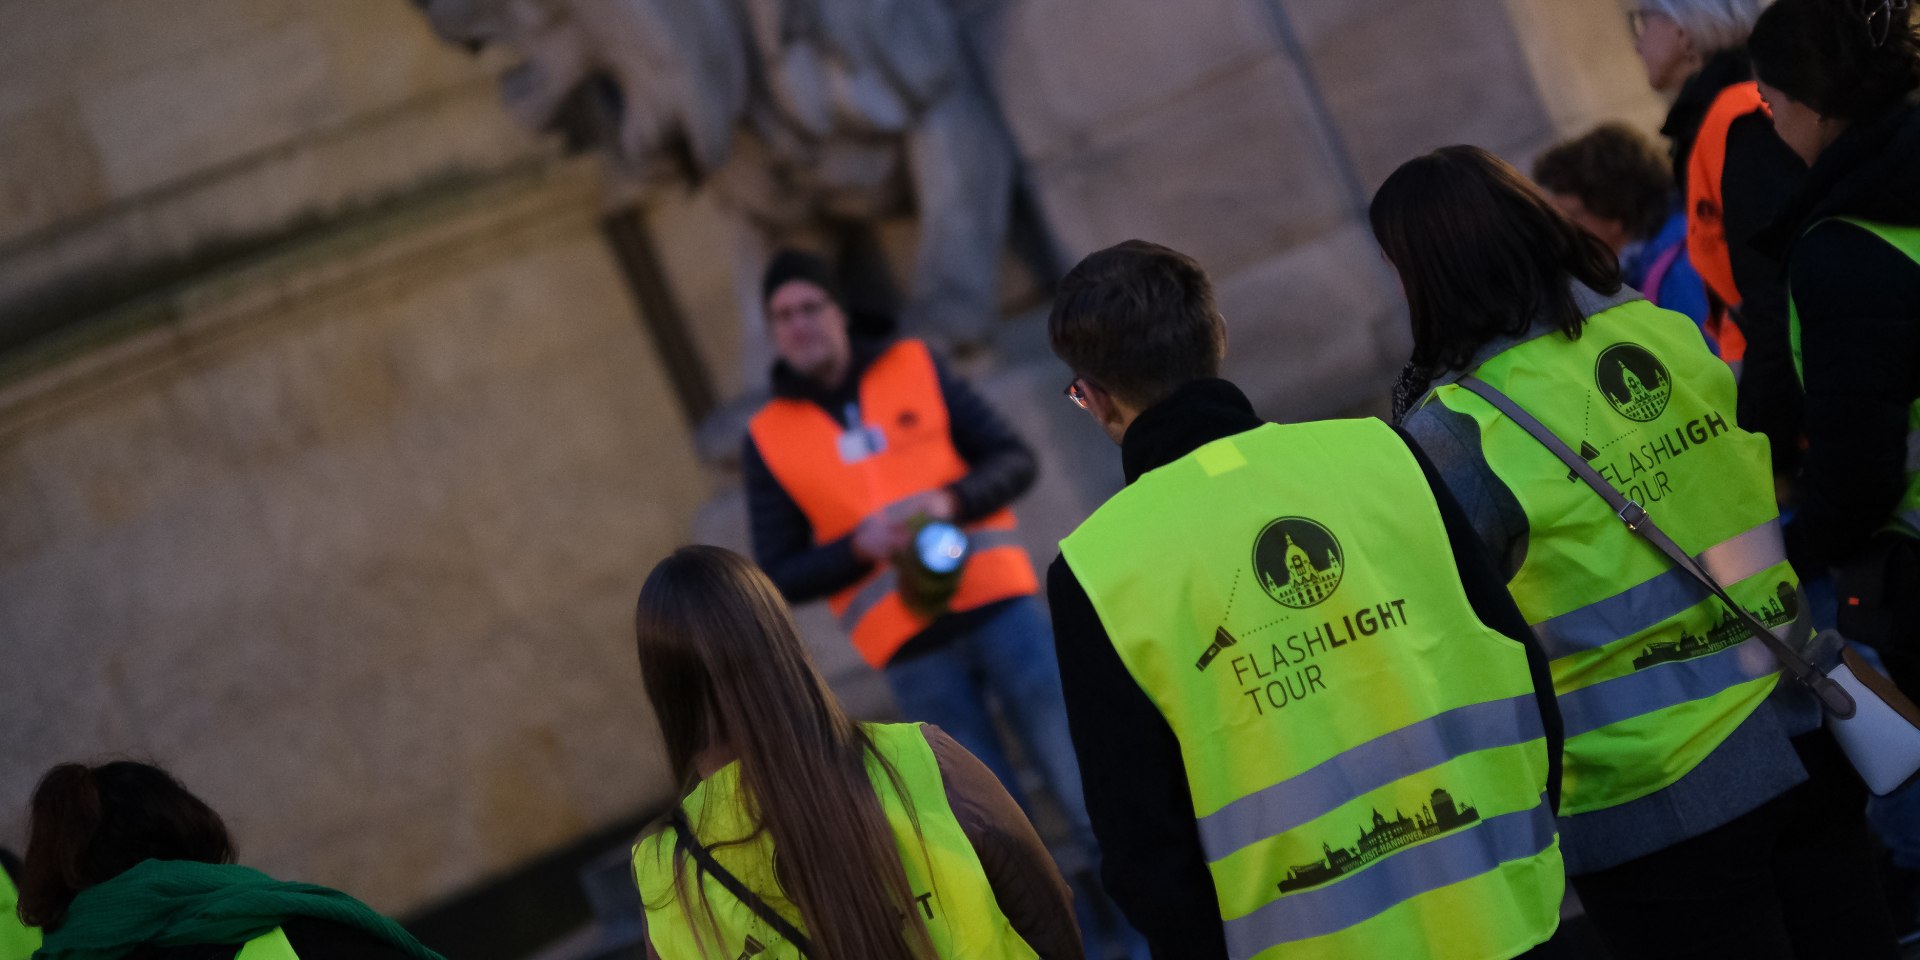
[1063,378,1092,409]
[1867,0,1911,49]
[769,299,830,326]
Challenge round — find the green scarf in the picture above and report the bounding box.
[33,860,444,960]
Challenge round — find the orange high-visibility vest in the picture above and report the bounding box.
[749,339,1038,667]
[1687,82,1769,364]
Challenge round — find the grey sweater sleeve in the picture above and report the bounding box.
[1401,399,1531,580]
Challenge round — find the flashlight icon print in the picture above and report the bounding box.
[1196,626,1237,671]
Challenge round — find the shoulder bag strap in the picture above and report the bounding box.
[1456,376,1856,717]
[669,809,817,957]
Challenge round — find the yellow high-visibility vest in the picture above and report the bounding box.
[633,722,1039,959]
[1062,418,1562,960]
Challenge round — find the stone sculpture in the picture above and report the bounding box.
[415,0,1020,351]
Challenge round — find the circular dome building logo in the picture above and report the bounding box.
[1595,343,1673,422]
[1253,517,1344,608]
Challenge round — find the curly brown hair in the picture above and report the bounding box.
[1532,123,1675,242]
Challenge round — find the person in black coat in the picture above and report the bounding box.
[741,250,1149,959]
[1750,2,1920,935]
[1750,0,1920,695]
[1045,241,1566,956]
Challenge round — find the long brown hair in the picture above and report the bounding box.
[1370,145,1624,376]
[634,545,934,958]
[17,760,236,928]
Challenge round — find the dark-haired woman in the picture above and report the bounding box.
[630,545,1079,959]
[1750,0,1920,926]
[1750,0,1920,696]
[16,761,442,960]
[1378,145,1897,959]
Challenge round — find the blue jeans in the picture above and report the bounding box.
[883,596,1092,845]
[883,595,1148,959]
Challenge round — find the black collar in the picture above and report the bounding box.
[1120,379,1264,484]
[769,337,894,411]
[1756,97,1920,263]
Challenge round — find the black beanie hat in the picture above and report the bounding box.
[761,249,843,308]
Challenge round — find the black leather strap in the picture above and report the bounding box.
[669,809,816,957]
[1457,376,1856,717]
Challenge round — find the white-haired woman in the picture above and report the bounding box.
[1632,0,1810,484]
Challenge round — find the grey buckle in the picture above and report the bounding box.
[1618,501,1648,531]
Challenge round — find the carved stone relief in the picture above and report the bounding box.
[416,0,1022,367]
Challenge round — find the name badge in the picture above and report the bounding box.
[836,401,886,464]
[837,424,888,464]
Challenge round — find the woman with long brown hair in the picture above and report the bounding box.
[1378,144,1895,959]
[629,545,1080,959]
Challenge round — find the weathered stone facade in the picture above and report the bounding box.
[0,0,699,916]
[1,0,1661,924]
[0,158,708,912]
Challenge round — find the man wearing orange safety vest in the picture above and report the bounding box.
[1678,66,1807,482]
[741,248,1145,959]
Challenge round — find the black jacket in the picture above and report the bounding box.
[1665,49,1809,474]
[1045,379,1563,955]
[743,338,1039,654]
[1755,98,1920,574]
[1720,102,1810,478]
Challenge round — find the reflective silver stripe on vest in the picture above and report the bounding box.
[1531,519,1787,660]
[1556,604,1809,737]
[836,527,1027,632]
[839,572,898,633]
[1221,796,1556,959]
[1196,693,1543,862]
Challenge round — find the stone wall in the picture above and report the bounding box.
[585,0,1666,433]
[0,2,700,917]
[0,0,548,348]
[0,160,699,913]
[958,0,1662,418]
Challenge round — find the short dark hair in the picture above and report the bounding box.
[1533,123,1675,241]
[1370,146,1624,376]
[1750,0,1920,121]
[18,761,235,928]
[1047,240,1226,409]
